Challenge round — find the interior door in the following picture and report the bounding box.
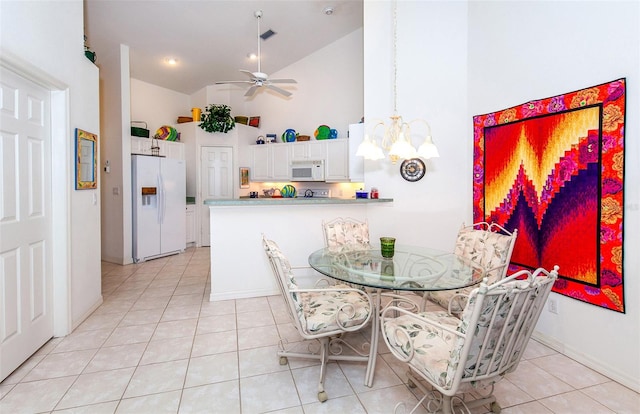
[0,68,53,381]
[200,146,233,246]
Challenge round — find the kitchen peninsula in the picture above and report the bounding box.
[204,197,392,301]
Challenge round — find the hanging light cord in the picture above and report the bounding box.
[392,0,398,114]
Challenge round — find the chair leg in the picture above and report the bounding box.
[317,338,329,402]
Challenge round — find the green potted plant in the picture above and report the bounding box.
[199,104,235,133]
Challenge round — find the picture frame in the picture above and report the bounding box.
[239,167,250,188]
[249,116,260,128]
[75,128,98,190]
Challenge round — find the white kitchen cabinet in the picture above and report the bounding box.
[185,204,196,244]
[325,139,349,181]
[251,144,290,181]
[290,141,326,161]
[251,145,270,181]
[131,136,184,160]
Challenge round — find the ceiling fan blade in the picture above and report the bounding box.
[245,85,259,97]
[215,80,254,85]
[268,78,297,84]
[265,84,292,97]
[239,69,255,78]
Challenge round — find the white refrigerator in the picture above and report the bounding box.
[132,155,186,263]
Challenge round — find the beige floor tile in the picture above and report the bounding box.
[0,376,76,413]
[123,359,188,399]
[292,363,354,404]
[178,381,240,414]
[237,325,282,350]
[185,352,239,387]
[302,394,366,414]
[161,304,201,322]
[51,329,112,353]
[103,323,156,347]
[582,381,640,413]
[54,400,120,413]
[502,400,555,413]
[492,377,536,408]
[235,296,271,312]
[0,354,45,384]
[191,331,238,357]
[84,343,147,373]
[116,389,181,413]
[238,345,291,378]
[358,384,428,414]
[538,389,615,413]
[505,360,575,400]
[24,349,96,381]
[531,353,610,389]
[118,308,164,327]
[140,336,194,365]
[236,308,275,329]
[240,371,301,414]
[151,318,198,341]
[56,367,135,409]
[196,314,236,335]
[340,355,402,393]
[199,299,236,317]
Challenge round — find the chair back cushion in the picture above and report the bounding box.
[323,218,370,252]
[454,223,516,283]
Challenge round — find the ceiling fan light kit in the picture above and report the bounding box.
[215,10,297,98]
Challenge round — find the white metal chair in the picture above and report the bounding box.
[382,265,559,414]
[422,222,518,313]
[262,235,374,402]
[322,217,370,253]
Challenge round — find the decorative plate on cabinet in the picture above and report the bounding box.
[400,158,425,182]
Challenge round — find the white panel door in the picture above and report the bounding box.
[0,68,53,381]
[200,146,233,246]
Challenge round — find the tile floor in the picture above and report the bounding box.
[1,247,638,413]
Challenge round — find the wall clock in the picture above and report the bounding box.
[400,158,425,182]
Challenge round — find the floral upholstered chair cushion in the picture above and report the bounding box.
[298,289,371,334]
[383,276,549,390]
[426,223,517,313]
[323,218,370,253]
[263,236,372,336]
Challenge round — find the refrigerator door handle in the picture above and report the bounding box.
[158,173,164,224]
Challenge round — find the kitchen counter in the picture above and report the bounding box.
[204,197,393,206]
[205,197,393,301]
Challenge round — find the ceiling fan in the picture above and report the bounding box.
[215,10,297,97]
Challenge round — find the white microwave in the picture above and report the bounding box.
[290,161,325,181]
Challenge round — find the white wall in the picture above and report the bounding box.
[363,1,470,250]
[131,79,190,135]
[1,0,102,329]
[466,0,639,391]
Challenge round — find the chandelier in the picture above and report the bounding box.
[356,1,439,164]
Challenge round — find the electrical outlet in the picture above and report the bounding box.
[548,298,558,314]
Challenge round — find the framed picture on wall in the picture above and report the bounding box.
[239,167,250,188]
[75,128,98,190]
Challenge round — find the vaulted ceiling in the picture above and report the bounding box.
[84,0,363,95]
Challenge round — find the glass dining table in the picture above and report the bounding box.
[308,244,485,387]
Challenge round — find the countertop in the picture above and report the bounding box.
[203,197,393,206]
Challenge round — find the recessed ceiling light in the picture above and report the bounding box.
[323,6,334,15]
[247,53,258,60]
[164,57,178,65]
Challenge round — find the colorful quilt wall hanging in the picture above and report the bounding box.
[473,79,626,312]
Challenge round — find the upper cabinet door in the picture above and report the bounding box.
[290,141,326,161]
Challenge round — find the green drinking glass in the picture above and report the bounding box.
[380,237,396,259]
